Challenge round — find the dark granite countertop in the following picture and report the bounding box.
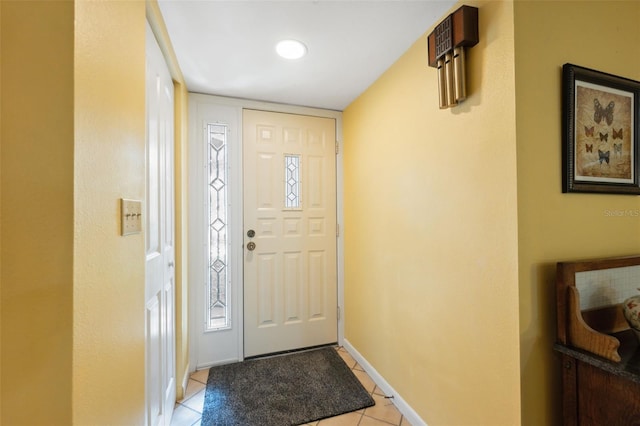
[554,329,640,385]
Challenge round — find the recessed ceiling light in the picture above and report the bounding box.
[275,39,307,60]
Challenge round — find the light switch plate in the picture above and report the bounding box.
[121,198,142,236]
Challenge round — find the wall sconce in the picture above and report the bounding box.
[427,5,479,109]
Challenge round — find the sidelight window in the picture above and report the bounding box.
[206,124,230,330]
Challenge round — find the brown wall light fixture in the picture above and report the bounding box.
[427,5,479,109]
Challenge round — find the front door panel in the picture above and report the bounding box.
[243,109,337,357]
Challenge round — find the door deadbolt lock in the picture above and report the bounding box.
[247,229,256,238]
[247,242,256,251]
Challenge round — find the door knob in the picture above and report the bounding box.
[247,242,256,251]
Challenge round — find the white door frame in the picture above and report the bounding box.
[188,94,344,369]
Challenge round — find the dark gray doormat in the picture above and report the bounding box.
[201,346,375,426]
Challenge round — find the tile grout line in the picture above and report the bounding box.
[177,385,205,409]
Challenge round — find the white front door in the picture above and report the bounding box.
[145,23,176,426]
[243,109,338,357]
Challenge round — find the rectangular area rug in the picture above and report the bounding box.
[201,346,375,426]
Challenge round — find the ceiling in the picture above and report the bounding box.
[157,0,456,111]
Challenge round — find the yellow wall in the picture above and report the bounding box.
[73,0,147,423]
[2,2,188,423]
[1,1,4,419]
[0,6,2,422]
[173,81,190,399]
[514,1,640,424]
[1,1,74,424]
[343,2,521,424]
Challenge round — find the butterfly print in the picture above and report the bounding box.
[594,99,614,125]
[599,132,608,142]
[614,143,622,155]
[585,144,593,152]
[613,128,623,139]
[598,149,610,164]
[585,126,594,137]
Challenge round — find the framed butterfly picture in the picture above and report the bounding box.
[562,63,640,194]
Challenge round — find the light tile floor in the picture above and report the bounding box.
[171,346,412,426]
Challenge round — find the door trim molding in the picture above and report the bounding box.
[188,94,344,368]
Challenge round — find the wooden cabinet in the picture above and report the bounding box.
[555,256,640,426]
[556,334,640,425]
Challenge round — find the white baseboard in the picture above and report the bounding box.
[196,357,240,370]
[179,362,191,400]
[342,339,427,426]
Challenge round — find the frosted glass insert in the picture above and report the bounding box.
[576,265,640,310]
[285,154,301,208]
[207,123,230,330]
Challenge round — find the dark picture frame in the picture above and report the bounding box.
[562,63,640,194]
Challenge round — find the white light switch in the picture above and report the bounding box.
[121,198,142,236]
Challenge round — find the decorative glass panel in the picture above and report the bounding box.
[207,124,230,330]
[285,154,301,208]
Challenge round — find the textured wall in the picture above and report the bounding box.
[514,1,640,424]
[1,2,74,423]
[73,1,147,423]
[343,1,520,424]
[1,2,187,423]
